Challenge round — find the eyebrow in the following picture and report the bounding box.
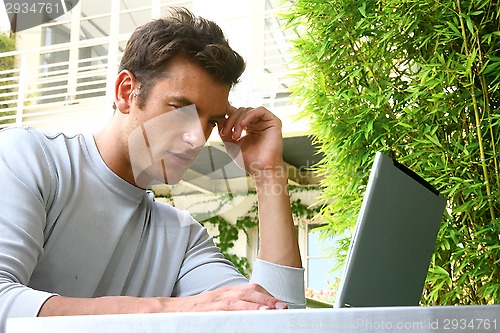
[170,96,226,120]
[171,96,194,106]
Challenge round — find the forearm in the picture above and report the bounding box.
[38,283,287,317]
[38,295,171,316]
[253,166,302,268]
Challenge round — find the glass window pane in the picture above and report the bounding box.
[76,44,108,99]
[121,0,147,11]
[308,227,335,257]
[307,258,341,289]
[42,24,71,46]
[120,9,151,34]
[81,0,111,17]
[38,49,69,104]
[306,258,340,303]
[80,16,111,40]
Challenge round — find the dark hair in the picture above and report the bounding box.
[117,7,246,108]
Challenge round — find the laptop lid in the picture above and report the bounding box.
[334,152,446,308]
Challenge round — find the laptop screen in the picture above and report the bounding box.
[334,152,446,308]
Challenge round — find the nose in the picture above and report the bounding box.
[183,130,206,150]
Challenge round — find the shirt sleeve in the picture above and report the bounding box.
[250,259,306,309]
[171,210,249,297]
[172,210,306,308]
[0,128,58,333]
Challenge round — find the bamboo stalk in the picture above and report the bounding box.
[456,0,496,222]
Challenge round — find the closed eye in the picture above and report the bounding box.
[168,104,184,110]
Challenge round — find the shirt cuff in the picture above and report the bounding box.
[1,288,56,333]
[5,289,56,318]
[249,259,306,309]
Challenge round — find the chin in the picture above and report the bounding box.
[135,163,187,187]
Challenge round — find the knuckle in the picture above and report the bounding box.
[247,282,260,289]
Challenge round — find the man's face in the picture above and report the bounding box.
[126,57,230,187]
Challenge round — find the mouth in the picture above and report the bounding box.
[168,151,198,167]
[172,152,196,161]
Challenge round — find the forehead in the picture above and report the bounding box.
[152,57,230,115]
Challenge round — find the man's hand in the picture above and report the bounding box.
[217,103,302,269]
[38,284,287,317]
[174,283,287,311]
[218,104,285,176]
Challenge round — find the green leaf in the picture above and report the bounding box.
[465,15,474,35]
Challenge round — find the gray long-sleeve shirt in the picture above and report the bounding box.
[0,127,305,332]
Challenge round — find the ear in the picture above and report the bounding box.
[115,70,137,114]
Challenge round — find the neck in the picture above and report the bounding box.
[93,120,138,188]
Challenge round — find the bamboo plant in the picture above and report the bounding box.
[282,0,499,305]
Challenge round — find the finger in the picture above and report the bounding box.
[221,107,250,140]
[220,103,239,138]
[203,284,288,311]
[239,106,279,128]
[231,108,251,140]
[237,284,288,310]
[218,103,236,139]
[214,299,272,311]
[244,118,274,133]
[225,102,237,115]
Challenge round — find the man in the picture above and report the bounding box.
[0,7,305,331]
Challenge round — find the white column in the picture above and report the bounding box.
[66,1,81,102]
[15,52,26,125]
[104,0,121,116]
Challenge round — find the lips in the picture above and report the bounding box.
[172,152,196,160]
[168,151,198,167]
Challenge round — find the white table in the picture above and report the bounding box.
[7,305,499,333]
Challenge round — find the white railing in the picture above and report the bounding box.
[0,36,123,131]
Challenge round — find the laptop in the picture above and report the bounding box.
[334,152,446,308]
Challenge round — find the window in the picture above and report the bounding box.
[303,224,344,304]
